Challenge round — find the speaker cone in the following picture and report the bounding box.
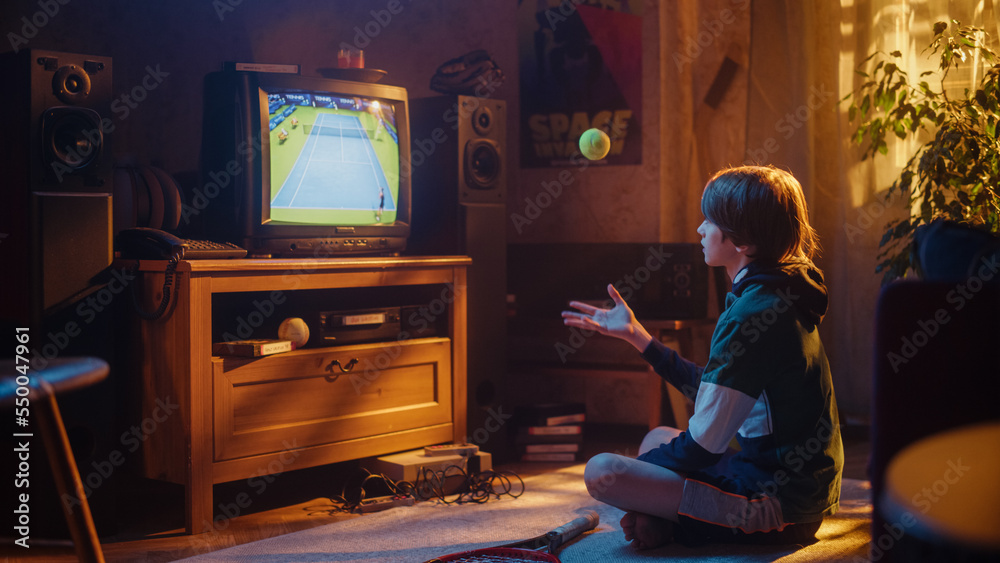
[464,139,501,190]
[41,107,103,174]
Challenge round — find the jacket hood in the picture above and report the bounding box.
[732,259,829,325]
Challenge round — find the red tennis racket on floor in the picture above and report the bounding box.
[423,510,599,562]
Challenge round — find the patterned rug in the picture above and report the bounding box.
[177,464,872,562]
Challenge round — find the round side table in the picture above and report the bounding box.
[880,421,1000,562]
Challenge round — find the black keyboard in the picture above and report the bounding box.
[180,239,248,259]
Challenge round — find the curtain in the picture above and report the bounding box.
[658,1,752,244]
[743,0,998,420]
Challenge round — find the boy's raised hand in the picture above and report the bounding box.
[561,284,653,351]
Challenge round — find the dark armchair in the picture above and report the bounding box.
[870,221,1000,562]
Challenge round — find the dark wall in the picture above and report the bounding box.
[1,0,520,200]
[1,0,523,532]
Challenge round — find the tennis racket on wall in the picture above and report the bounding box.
[423,510,599,562]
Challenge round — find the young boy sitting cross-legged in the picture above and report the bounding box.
[562,165,843,549]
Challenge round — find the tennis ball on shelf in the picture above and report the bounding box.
[579,128,611,161]
[278,317,310,349]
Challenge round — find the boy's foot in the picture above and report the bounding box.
[620,511,674,550]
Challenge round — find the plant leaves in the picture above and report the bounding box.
[976,89,989,108]
[894,121,907,139]
[847,20,1000,283]
[900,170,914,191]
[880,90,895,113]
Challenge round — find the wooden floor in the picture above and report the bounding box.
[2,424,871,562]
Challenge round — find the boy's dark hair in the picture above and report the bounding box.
[701,165,820,263]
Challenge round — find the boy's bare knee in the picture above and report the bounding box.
[585,453,628,500]
[639,426,683,455]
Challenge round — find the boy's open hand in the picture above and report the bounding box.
[561,284,653,351]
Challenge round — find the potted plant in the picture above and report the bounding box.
[844,20,1000,284]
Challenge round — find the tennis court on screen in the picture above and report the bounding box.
[270,112,395,214]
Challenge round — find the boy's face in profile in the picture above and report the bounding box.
[697,218,746,270]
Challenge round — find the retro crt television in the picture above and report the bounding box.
[198,70,411,257]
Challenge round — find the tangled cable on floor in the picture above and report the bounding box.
[312,464,525,515]
[414,464,525,505]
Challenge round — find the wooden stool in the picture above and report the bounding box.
[2,356,108,563]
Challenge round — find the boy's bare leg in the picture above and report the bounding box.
[584,453,685,514]
[584,426,687,549]
[583,431,683,548]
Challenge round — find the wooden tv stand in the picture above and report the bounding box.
[124,255,469,534]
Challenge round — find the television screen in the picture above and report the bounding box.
[264,87,401,228]
[198,71,411,257]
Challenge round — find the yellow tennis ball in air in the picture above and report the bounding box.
[579,128,611,160]
[278,317,310,349]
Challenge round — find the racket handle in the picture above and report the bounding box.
[545,510,599,553]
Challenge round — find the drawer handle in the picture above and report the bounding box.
[324,358,359,375]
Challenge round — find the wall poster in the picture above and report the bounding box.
[518,0,643,168]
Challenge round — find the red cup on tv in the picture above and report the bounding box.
[337,49,351,68]
[337,48,364,69]
[349,49,364,68]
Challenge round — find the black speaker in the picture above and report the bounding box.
[408,95,507,251]
[0,49,119,538]
[0,49,114,327]
[409,96,510,460]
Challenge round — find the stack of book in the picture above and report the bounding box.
[514,402,585,462]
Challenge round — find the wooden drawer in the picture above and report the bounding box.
[212,337,452,460]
